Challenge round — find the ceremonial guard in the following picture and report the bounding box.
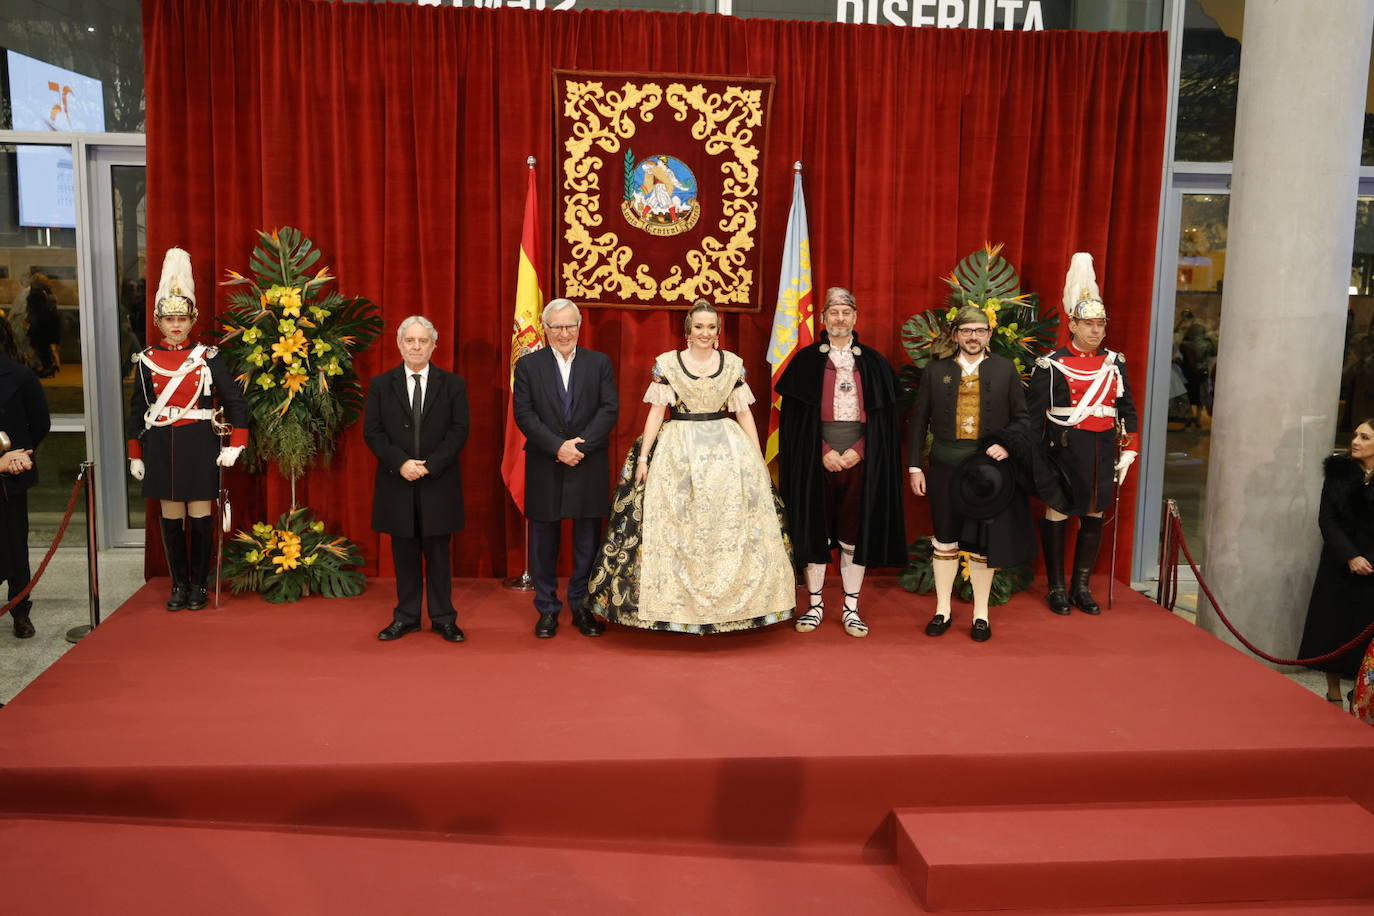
[128,248,249,611]
[778,287,907,637]
[1025,253,1138,614]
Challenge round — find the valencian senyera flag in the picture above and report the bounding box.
[764,167,814,466]
[500,162,545,513]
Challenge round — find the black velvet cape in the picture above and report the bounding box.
[776,334,907,568]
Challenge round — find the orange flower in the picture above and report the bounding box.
[283,369,309,396]
[271,330,308,364]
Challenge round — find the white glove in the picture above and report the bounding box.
[217,446,244,468]
[1115,449,1137,486]
[129,458,145,481]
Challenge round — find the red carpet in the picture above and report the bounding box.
[2,578,1372,913]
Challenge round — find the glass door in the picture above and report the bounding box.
[86,145,146,547]
[1161,189,1229,563]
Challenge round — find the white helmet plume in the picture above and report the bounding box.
[154,247,197,320]
[1061,251,1106,320]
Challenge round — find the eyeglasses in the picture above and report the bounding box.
[956,327,991,337]
[546,324,580,332]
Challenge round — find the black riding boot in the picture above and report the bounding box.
[161,517,190,610]
[1039,517,1071,614]
[1069,515,1105,614]
[186,515,214,611]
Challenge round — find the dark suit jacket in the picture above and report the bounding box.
[512,346,618,522]
[363,364,469,537]
[907,354,1026,462]
[0,354,50,501]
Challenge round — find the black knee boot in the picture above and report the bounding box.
[161,517,190,611]
[186,515,214,611]
[1069,515,1105,614]
[1039,518,1071,614]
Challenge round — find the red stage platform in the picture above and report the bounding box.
[2,578,1372,913]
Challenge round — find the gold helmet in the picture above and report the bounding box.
[154,247,197,321]
[1061,252,1106,320]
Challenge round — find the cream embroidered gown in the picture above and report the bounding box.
[585,350,795,633]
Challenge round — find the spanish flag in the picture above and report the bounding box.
[500,161,545,512]
[764,166,814,466]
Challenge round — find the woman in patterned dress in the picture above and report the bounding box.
[586,301,794,633]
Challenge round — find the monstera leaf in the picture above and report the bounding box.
[944,242,1025,307]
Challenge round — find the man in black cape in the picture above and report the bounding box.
[777,287,907,637]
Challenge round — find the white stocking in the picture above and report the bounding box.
[969,556,995,623]
[838,542,865,605]
[838,542,868,636]
[795,562,829,632]
[931,540,959,619]
[805,563,827,618]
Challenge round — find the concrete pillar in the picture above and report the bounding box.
[1199,1,1374,660]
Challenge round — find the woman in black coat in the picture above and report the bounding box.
[1298,419,1374,705]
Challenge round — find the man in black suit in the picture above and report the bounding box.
[0,350,50,639]
[364,316,470,643]
[513,298,618,638]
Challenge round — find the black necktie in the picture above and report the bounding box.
[411,373,423,457]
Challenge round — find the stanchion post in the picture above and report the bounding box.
[1156,496,1171,606]
[502,518,535,591]
[65,461,100,643]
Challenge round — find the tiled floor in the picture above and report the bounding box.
[0,548,145,705]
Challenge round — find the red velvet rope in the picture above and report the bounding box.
[1170,514,1374,667]
[0,474,86,618]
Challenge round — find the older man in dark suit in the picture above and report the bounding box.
[513,298,618,638]
[0,349,50,639]
[364,315,470,643]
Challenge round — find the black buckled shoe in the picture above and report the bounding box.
[924,613,952,636]
[13,615,35,639]
[1046,587,1072,615]
[184,586,209,611]
[970,619,991,642]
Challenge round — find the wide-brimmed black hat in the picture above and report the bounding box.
[951,451,1017,520]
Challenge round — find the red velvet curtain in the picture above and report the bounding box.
[144,0,1168,578]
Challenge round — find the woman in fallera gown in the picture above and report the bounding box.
[586,300,795,633]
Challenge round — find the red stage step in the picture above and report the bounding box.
[893,798,1374,911]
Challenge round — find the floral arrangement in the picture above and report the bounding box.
[220,508,366,603]
[897,244,1057,605]
[216,228,379,603]
[219,227,382,484]
[897,242,1059,414]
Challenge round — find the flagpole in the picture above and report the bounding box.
[503,154,539,591]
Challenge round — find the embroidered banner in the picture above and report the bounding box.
[554,70,774,312]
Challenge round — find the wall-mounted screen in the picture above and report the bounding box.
[6,49,106,228]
